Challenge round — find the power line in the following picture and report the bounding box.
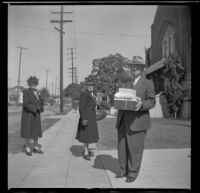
[72,31,150,37]
[8,23,54,31]
[8,23,150,37]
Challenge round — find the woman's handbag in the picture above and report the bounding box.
[96,110,107,121]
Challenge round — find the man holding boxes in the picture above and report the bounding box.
[114,56,156,183]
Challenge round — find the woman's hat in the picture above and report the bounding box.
[27,76,39,86]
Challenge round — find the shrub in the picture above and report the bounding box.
[159,94,171,118]
[163,53,185,118]
[100,100,110,110]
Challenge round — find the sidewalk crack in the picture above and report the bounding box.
[64,113,79,187]
[97,149,113,188]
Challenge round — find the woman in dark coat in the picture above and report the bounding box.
[21,76,44,156]
[76,81,99,160]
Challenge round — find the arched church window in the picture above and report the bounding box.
[162,25,175,58]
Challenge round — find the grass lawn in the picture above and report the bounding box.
[97,116,191,150]
[8,108,70,154]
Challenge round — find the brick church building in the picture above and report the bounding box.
[145,6,191,119]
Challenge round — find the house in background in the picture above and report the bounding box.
[145,5,191,119]
[8,86,24,105]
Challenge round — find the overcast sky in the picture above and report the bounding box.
[8,5,157,93]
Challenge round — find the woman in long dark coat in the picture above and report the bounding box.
[21,76,44,156]
[76,81,99,160]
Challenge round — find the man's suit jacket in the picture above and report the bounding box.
[115,72,156,132]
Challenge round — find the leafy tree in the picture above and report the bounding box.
[163,53,185,118]
[183,87,191,101]
[63,83,84,100]
[47,96,56,106]
[89,53,132,105]
[39,88,50,103]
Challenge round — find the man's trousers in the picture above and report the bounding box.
[117,117,146,178]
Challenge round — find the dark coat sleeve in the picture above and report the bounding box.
[140,80,156,111]
[79,92,89,120]
[23,90,39,114]
[38,95,44,112]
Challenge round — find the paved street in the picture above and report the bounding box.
[8,111,22,135]
[8,105,66,134]
[8,111,191,189]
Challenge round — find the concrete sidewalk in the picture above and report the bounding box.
[8,111,191,189]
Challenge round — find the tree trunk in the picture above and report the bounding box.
[174,111,177,119]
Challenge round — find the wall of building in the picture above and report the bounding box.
[151,6,178,65]
[150,5,191,76]
[149,6,191,119]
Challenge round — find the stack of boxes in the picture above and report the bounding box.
[114,88,139,111]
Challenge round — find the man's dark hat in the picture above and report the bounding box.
[27,76,39,86]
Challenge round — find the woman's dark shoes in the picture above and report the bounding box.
[22,145,32,156]
[33,148,44,154]
[82,151,91,161]
[125,176,136,183]
[115,172,127,178]
[25,151,32,156]
[24,148,32,156]
[22,145,26,152]
[89,151,94,157]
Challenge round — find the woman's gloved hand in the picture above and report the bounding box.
[82,120,88,126]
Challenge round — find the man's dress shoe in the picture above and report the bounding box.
[89,151,94,157]
[82,151,91,161]
[33,148,44,154]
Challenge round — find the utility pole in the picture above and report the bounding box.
[68,67,77,84]
[16,46,27,107]
[58,80,60,97]
[70,67,78,84]
[67,47,76,84]
[74,67,78,83]
[45,69,50,90]
[68,67,78,84]
[52,82,54,97]
[55,77,58,97]
[51,6,73,113]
